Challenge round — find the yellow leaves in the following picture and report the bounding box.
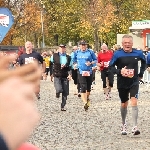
[12,37,25,46]
[81,0,115,34]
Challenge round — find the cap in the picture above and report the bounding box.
[79,40,88,45]
[59,44,66,48]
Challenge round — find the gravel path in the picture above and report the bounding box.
[29,73,150,150]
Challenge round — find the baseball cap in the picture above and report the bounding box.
[59,44,66,48]
[79,40,88,45]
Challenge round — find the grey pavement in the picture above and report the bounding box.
[29,73,150,150]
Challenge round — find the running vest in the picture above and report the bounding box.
[53,53,71,78]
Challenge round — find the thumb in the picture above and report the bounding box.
[124,66,127,69]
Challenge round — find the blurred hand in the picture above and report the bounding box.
[0,77,40,150]
[121,66,128,77]
[0,55,41,92]
[96,62,103,67]
[67,74,72,81]
[61,64,65,69]
[85,61,91,66]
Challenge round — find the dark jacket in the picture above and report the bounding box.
[53,53,71,78]
[0,134,9,150]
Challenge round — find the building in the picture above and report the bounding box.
[117,20,150,49]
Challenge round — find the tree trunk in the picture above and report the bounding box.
[10,35,13,45]
[94,28,99,52]
[33,33,38,48]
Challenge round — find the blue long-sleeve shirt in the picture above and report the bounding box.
[146,52,150,67]
[70,51,76,69]
[73,49,97,74]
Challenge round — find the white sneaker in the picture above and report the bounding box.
[132,126,140,135]
[108,92,111,99]
[104,93,109,100]
[121,124,127,135]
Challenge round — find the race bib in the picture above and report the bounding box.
[82,71,90,76]
[25,57,34,64]
[127,69,134,78]
[103,61,110,68]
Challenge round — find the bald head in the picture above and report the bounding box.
[25,41,33,54]
[101,43,108,52]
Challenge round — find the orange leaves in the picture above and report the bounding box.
[81,0,115,34]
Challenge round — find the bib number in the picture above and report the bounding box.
[25,57,35,64]
[82,71,90,76]
[103,61,110,68]
[127,69,134,78]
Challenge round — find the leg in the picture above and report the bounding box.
[77,74,81,97]
[72,69,78,95]
[78,73,88,110]
[118,88,129,135]
[130,85,140,135]
[61,78,69,111]
[107,71,114,98]
[86,75,93,107]
[87,75,92,100]
[54,77,63,98]
[101,70,109,99]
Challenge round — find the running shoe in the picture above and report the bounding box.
[56,93,60,98]
[121,124,127,135]
[78,93,81,98]
[61,108,66,111]
[108,92,111,99]
[104,93,109,100]
[84,103,89,111]
[132,126,140,135]
[87,97,90,106]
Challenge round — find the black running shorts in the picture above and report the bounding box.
[118,84,139,103]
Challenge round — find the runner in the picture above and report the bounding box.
[18,41,46,99]
[73,40,97,111]
[97,43,114,100]
[70,46,81,97]
[109,34,146,135]
[42,52,50,81]
[51,44,71,111]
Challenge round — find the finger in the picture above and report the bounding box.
[0,55,17,69]
[124,66,127,69]
[11,62,39,77]
[0,70,18,83]
[22,68,42,83]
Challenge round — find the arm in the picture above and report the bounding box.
[108,52,121,75]
[72,51,77,64]
[18,56,23,66]
[91,51,97,64]
[139,51,146,78]
[38,54,45,73]
[146,54,150,67]
[97,53,101,63]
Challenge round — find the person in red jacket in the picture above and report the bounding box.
[97,43,114,100]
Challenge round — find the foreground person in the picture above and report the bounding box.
[109,35,146,135]
[51,44,71,111]
[0,56,41,150]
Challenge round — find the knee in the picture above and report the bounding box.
[130,97,137,106]
[121,101,128,108]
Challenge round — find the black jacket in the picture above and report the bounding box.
[53,53,71,78]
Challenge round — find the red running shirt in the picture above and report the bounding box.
[97,50,113,71]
